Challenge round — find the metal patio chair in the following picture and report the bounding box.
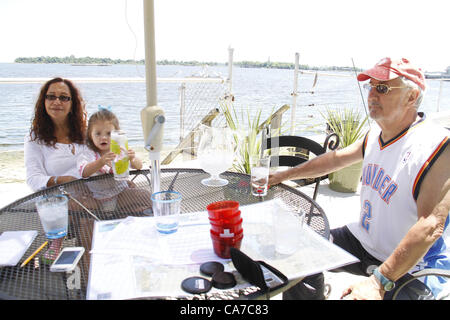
[261,131,340,201]
[392,268,450,300]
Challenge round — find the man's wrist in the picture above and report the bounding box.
[372,267,395,291]
[370,274,384,291]
[278,170,290,183]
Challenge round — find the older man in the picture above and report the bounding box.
[269,57,449,300]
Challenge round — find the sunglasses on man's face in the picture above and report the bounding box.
[363,83,406,95]
[45,94,71,102]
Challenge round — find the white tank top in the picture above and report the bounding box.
[347,113,449,268]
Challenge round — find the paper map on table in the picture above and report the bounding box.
[87,200,358,300]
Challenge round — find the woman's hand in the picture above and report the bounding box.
[49,175,77,187]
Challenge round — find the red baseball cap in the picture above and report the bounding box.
[357,57,426,91]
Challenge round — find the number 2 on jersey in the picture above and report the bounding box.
[361,200,372,232]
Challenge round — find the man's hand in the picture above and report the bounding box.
[341,275,385,300]
[268,172,284,186]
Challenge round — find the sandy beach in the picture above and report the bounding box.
[0,150,28,208]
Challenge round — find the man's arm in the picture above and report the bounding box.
[268,138,365,185]
[379,144,450,282]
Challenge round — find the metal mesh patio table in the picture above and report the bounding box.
[0,168,329,300]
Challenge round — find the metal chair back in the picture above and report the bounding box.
[262,133,339,200]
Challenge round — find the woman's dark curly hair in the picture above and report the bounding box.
[29,77,87,146]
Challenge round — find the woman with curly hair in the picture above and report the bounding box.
[25,77,89,191]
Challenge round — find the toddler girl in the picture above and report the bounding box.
[79,109,142,178]
[77,109,150,213]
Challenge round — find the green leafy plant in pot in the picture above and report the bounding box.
[321,106,368,193]
[219,99,281,202]
[219,99,285,175]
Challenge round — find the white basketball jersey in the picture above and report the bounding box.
[348,113,449,269]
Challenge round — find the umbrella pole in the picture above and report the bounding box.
[143,0,157,105]
[142,0,164,194]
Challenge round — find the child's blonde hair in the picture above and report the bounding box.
[86,109,120,152]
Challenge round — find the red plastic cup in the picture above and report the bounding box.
[207,201,240,220]
[210,218,243,234]
[210,228,243,238]
[210,230,244,258]
[208,210,242,225]
[210,227,243,238]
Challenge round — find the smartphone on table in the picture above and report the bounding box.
[50,247,85,272]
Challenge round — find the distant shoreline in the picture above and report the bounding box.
[13,56,362,72]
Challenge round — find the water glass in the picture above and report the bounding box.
[151,191,182,234]
[111,130,129,181]
[198,126,235,187]
[100,196,117,212]
[35,195,69,239]
[250,156,270,196]
[272,200,304,255]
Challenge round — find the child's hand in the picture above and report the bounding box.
[101,151,116,167]
[127,149,136,161]
[127,149,143,170]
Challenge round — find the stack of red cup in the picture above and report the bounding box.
[207,200,243,259]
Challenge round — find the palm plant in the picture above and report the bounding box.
[219,99,265,174]
[320,106,368,193]
[320,107,368,148]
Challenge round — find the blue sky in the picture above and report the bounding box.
[0,0,449,71]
